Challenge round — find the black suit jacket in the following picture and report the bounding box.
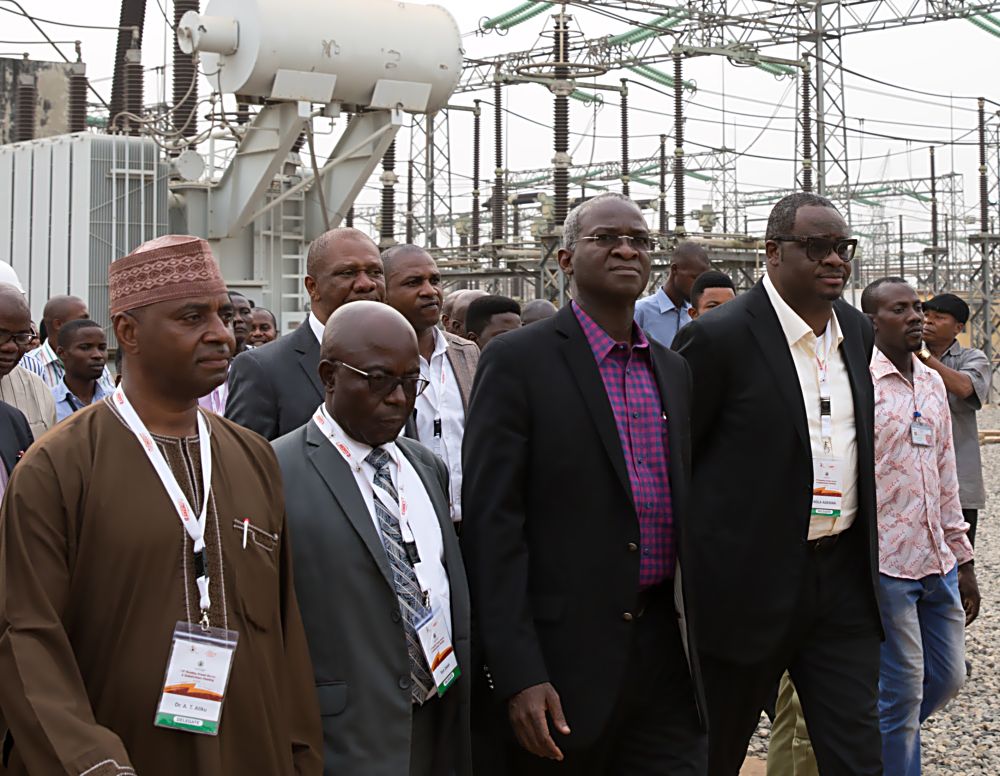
[672,280,879,664]
[273,423,473,776]
[226,324,323,441]
[461,304,704,749]
[0,401,31,476]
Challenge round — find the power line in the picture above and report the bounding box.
[0,3,124,30]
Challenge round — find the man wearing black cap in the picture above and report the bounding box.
[920,293,992,546]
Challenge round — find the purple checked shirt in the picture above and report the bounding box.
[573,301,675,587]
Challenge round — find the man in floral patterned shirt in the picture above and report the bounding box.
[862,277,980,776]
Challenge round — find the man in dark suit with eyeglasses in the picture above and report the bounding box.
[463,192,706,774]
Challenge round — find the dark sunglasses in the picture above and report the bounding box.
[772,235,858,263]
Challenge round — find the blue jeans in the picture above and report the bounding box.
[878,566,966,776]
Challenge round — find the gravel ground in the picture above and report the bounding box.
[747,406,1000,773]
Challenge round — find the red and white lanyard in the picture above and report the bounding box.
[815,320,835,455]
[113,386,213,625]
[311,407,416,544]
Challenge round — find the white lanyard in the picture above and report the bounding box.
[113,387,213,625]
[815,321,835,455]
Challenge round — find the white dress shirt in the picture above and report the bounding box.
[763,274,858,539]
[307,311,325,345]
[314,405,453,645]
[415,327,466,523]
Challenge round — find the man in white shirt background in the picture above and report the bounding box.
[383,245,479,526]
[273,301,472,776]
[226,228,385,440]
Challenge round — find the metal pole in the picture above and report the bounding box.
[898,214,904,277]
[812,5,826,194]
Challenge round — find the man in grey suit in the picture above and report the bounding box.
[273,301,472,776]
[226,228,385,440]
[382,245,478,525]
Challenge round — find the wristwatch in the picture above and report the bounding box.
[917,344,932,361]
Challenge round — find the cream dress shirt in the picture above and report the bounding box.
[763,274,858,539]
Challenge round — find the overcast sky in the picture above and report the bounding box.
[4,0,999,257]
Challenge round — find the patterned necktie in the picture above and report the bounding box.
[365,447,434,704]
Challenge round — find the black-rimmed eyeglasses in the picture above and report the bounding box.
[772,235,858,262]
[0,330,34,347]
[335,361,430,398]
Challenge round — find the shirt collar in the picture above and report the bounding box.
[943,339,962,358]
[54,376,111,404]
[870,347,932,383]
[657,287,691,314]
[572,300,649,363]
[430,326,449,359]
[38,340,59,366]
[762,273,844,349]
[308,312,325,345]
[317,403,402,469]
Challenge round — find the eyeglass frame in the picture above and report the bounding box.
[334,360,430,398]
[771,235,858,263]
[572,233,657,253]
[0,329,35,347]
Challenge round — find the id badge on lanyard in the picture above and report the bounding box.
[112,388,239,736]
[811,328,844,530]
[430,359,447,458]
[911,411,933,446]
[312,406,459,695]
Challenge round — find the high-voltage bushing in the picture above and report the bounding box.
[659,134,668,241]
[930,145,939,290]
[380,139,398,246]
[406,159,415,244]
[800,62,813,193]
[472,100,482,250]
[673,52,685,237]
[492,78,505,244]
[68,43,88,135]
[122,40,144,136]
[14,59,36,143]
[173,0,200,144]
[620,79,630,198]
[108,0,145,138]
[552,11,571,230]
[979,98,989,232]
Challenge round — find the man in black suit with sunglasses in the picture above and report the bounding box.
[673,193,882,776]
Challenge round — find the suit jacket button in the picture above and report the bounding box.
[622,612,634,622]
[627,542,638,552]
[391,611,401,623]
[399,676,412,690]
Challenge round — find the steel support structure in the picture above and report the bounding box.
[407,111,455,250]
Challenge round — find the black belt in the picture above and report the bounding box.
[807,533,841,553]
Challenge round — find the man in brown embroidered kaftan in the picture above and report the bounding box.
[0,235,322,776]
